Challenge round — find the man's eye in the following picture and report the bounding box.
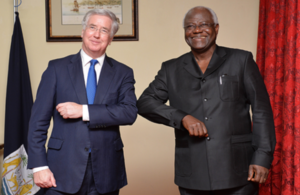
[89,26,96,30]
[101,29,108,33]
[187,25,195,29]
[201,24,210,28]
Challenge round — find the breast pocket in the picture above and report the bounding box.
[218,74,239,102]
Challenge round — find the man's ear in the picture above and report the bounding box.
[81,29,84,38]
[215,24,219,35]
[108,37,113,45]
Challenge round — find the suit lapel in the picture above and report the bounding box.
[68,52,88,104]
[183,52,202,78]
[183,46,227,79]
[203,45,227,78]
[94,55,115,104]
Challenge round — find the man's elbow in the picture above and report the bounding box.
[125,106,138,125]
[136,96,150,114]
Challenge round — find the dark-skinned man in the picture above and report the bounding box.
[137,6,276,195]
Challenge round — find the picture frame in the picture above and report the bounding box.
[46,0,138,42]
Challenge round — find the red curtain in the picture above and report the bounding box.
[256,0,300,194]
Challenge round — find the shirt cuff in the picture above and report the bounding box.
[33,166,49,173]
[82,104,90,121]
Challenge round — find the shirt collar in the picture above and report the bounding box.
[80,49,105,67]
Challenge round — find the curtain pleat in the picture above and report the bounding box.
[257,0,300,194]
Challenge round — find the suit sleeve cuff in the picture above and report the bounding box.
[33,166,49,173]
[250,151,274,169]
[170,110,188,130]
[82,104,89,121]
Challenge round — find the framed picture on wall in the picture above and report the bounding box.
[46,0,138,42]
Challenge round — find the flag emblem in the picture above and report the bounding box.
[2,145,39,195]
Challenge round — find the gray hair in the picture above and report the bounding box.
[183,6,219,27]
[82,9,119,37]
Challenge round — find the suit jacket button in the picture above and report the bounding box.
[204,98,208,101]
[207,137,210,141]
[205,117,208,121]
[173,122,177,126]
[84,147,89,151]
[202,79,206,83]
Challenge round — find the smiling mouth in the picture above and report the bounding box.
[192,36,206,39]
[91,40,101,44]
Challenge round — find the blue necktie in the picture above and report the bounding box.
[86,59,98,104]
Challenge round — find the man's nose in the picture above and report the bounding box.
[93,29,101,38]
[193,25,204,33]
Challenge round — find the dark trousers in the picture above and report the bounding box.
[179,182,258,195]
[45,155,119,195]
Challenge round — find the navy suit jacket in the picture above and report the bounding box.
[28,51,137,194]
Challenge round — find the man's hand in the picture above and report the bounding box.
[34,169,57,188]
[248,164,269,183]
[182,115,208,137]
[56,102,82,119]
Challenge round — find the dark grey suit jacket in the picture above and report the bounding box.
[137,46,276,191]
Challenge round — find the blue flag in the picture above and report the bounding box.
[2,12,42,195]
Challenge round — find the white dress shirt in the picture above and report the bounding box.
[81,49,105,120]
[33,49,105,173]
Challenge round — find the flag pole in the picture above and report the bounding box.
[14,0,17,22]
[14,0,22,22]
[14,0,15,22]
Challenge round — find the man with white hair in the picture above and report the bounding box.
[137,6,276,195]
[28,9,137,195]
